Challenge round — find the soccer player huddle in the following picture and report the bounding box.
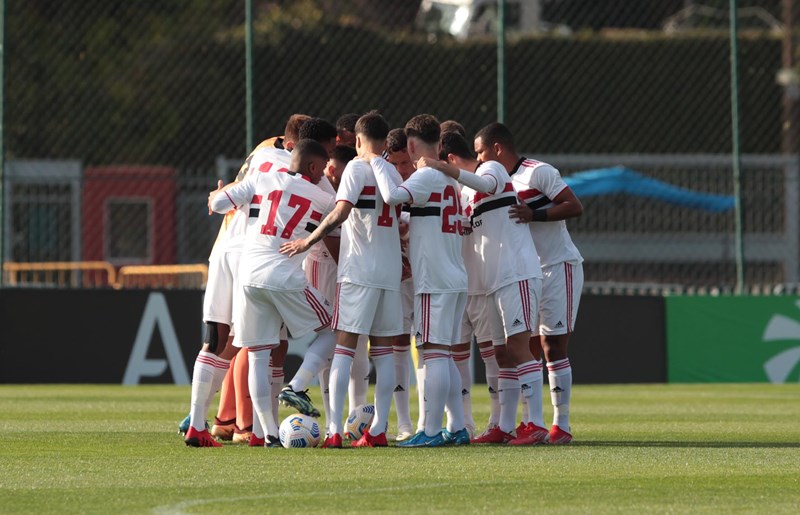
[183,111,584,449]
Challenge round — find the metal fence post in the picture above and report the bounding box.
[0,0,5,287]
[497,0,506,124]
[245,0,254,153]
[730,0,745,294]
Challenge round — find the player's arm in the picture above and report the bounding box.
[280,201,352,257]
[371,156,412,205]
[418,157,496,194]
[208,179,252,215]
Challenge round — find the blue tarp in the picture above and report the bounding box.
[563,166,735,213]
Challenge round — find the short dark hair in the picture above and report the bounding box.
[284,114,312,144]
[330,144,357,165]
[475,122,515,151]
[440,131,475,161]
[386,128,407,154]
[336,113,360,133]
[405,114,440,145]
[440,120,466,138]
[293,138,329,161]
[298,117,337,143]
[355,111,389,141]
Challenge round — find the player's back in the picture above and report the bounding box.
[241,171,335,291]
[462,161,542,293]
[511,159,582,267]
[336,159,402,290]
[405,167,467,294]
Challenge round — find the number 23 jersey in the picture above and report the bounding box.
[399,166,467,294]
[221,170,336,291]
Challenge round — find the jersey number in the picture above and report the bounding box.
[377,203,401,227]
[441,185,462,234]
[260,190,311,238]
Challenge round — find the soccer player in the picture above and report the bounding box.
[423,131,545,445]
[183,115,309,447]
[474,122,584,444]
[281,112,403,449]
[335,113,360,147]
[370,114,470,447]
[384,128,415,441]
[208,139,338,446]
[440,119,467,138]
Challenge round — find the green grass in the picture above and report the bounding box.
[1,384,799,514]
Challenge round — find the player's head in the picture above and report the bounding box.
[405,114,441,161]
[386,128,414,180]
[326,144,357,190]
[291,139,330,184]
[283,113,312,150]
[336,113,360,148]
[354,111,389,155]
[440,131,476,168]
[474,122,516,163]
[440,120,467,138]
[298,117,337,157]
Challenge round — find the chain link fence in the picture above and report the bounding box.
[1,0,796,290]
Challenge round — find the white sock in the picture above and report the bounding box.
[270,366,283,425]
[189,351,230,431]
[289,329,336,392]
[480,346,500,426]
[415,352,426,433]
[248,349,278,438]
[518,360,544,428]
[445,357,465,432]
[369,347,394,436]
[329,346,355,437]
[451,349,473,431]
[348,335,370,413]
[251,405,264,439]
[393,345,412,432]
[423,349,450,437]
[319,366,331,432]
[498,368,520,434]
[547,358,572,430]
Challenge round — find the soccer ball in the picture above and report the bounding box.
[279,414,321,448]
[345,404,375,440]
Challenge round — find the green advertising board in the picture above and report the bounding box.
[667,296,800,383]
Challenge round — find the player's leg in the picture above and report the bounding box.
[352,288,403,447]
[212,353,237,441]
[323,282,378,447]
[271,337,288,423]
[478,342,500,434]
[277,286,335,417]
[348,335,370,413]
[238,285,283,447]
[231,348,253,443]
[541,262,582,444]
[415,341,426,434]
[393,277,414,440]
[442,292,469,444]
[502,278,548,445]
[450,341,473,436]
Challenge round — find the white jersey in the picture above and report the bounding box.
[461,161,542,294]
[222,147,292,254]
[211,170,335,291]
[510,158,583,268]
[336,159,402,290]
[399,167,467,294]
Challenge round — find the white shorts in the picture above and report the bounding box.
[537,262,583,336]
[203,251,242,327]
[401,278,414,335]
[304,256,337,310]
[415,292,467,346]
[237,285,332,348]
[459,294,493,344]
[332,282,403,337]
[487,278,541,346]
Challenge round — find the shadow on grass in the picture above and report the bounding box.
[573,441,800,449]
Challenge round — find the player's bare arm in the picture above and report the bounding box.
[280,202,352,257]
[510,187,584,223]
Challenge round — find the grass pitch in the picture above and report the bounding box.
[1,384,799,514]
